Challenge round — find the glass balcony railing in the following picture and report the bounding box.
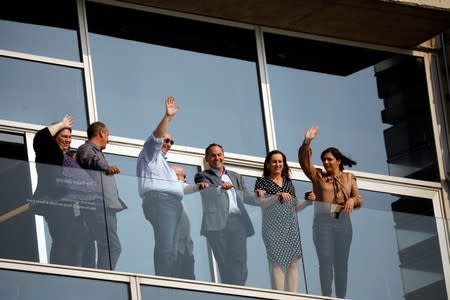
[0,157,448,299]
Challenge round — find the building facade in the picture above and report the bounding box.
[1,1,450,299]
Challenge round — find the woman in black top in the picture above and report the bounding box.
[32,115,90,267]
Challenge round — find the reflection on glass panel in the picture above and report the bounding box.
[0,269,129,300]
[0,156,447,299]
[292,180,317,295]
[0,57,88,130]
[182,165,213,282]
[301,189,445,300]
[104,154,211,282]
[296,189,403,299]
[0,158,118,271]
[86,2,266,156]
[0,157,37,262]
[241,175,446,299]
[142,285,260,300]
[28,159,108,269]
[0,0,80,61]
[375,56,439,181]
[388,193,446,299]
[242,175,270,290]
[265,33,439,181]
[440,32,450,173]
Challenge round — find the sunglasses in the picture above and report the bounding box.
[164,138,174,145]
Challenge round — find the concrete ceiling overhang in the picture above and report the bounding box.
[120,0,450,49]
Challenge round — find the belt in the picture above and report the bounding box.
[228,212,242,217]
[143,191,175,199]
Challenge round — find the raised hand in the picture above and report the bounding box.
[62,114,73,128]
[165,96,180,117]
[305,126,319,143]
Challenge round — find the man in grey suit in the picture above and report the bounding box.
[194,144,264,286]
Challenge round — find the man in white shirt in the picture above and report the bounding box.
[137,96,207,278]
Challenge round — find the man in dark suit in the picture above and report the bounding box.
[194,143,264,286]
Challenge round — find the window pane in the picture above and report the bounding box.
[265,33,439,181]
[244,174,446,299]
[0,269,129,300]
[87,2,266,156]
[142,285,261,300]
[0,56,88,130]
[242,175,270,289]
[181,164,212,282]
[0,157,37,263]
[0,0,80,61]
[297,189,445,299]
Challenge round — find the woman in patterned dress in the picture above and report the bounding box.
[254,150,305,292]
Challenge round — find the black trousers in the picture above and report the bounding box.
[45,206,90,267]
[205,214,248,286]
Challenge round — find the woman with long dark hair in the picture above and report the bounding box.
[298,126,363,298]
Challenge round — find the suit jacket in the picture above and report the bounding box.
[77,141,127,211]
[194,169,260,237]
